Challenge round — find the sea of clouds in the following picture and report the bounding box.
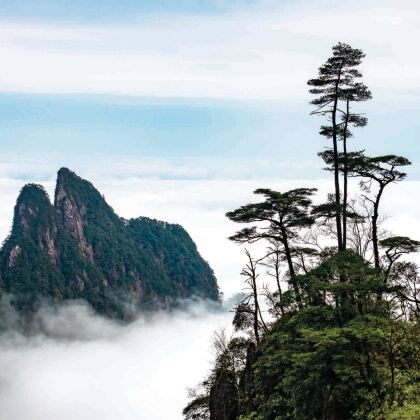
[0,299,234,420]
[0,159,419,419]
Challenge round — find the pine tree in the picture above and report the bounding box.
[308,42,371,250]
[226,188,317,307]
[348,153,411,269]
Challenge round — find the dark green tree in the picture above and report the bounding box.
[226,188,317,307]
[380,236,420,279]
[308,42,371,250]
[348,154,411,269]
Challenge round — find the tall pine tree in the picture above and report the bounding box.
[308,42,371,250]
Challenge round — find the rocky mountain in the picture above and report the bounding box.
[0,168,219,318]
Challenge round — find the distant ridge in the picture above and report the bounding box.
[0,168,219,318]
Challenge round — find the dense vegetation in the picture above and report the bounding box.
[0,168,219,318]
[184,43,419,419]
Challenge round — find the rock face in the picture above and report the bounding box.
[0,168,219,317]
[55,176,93,261]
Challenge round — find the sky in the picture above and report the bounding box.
[0,0,419,169]
[0,0,419,184]
[0,1,419,419]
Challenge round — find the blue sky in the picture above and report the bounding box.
[0,0,418,297]
[0,94,312,158]
[0,0,419,180]
[0,0,258,21]
[1,93,418,180]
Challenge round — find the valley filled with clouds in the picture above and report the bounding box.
[0,299,232,420]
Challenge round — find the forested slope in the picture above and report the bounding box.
[0,168,219,318]
[184,43,420,420]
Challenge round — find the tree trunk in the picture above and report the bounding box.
[257,302,268,333]
[280,225,303,308]
[332,70,343,251]
[274,252,286,316]
[253,287,260,344]
[253,309,259,343]
[342,98,350,250]
[372,185,384,270]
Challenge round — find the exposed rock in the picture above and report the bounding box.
[8,245,21,268]
[17,204,31,231]
[55,185,93,262]
[43,228,58,264]
[130,271,144,301]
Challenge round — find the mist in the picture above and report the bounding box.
[0,299,233,420]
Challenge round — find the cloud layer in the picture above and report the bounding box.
[0,300,233,420]
[0,0,419,100]
[1,162,419,297]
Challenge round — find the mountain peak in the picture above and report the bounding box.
[17,183,50,204]
[57,167,73,177]
[55,167,105,204]
[55,167,88,200]
[12,184,53,235]
[1,169,219,318]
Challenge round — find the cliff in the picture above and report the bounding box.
[0,169,219,318]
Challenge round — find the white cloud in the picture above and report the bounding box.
[0,300,233,420]
[1,160,419,296]
[0,0,419,100]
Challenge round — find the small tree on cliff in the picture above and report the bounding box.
[226,188,317,307]
[348,153,411,269]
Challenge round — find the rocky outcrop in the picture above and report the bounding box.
[43,228,58,263]
[55,169,93,261]
[10,184,60,265]
[8,245,21,268]
[0,168,219,317]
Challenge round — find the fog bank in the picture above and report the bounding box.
[0,300,233,420]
